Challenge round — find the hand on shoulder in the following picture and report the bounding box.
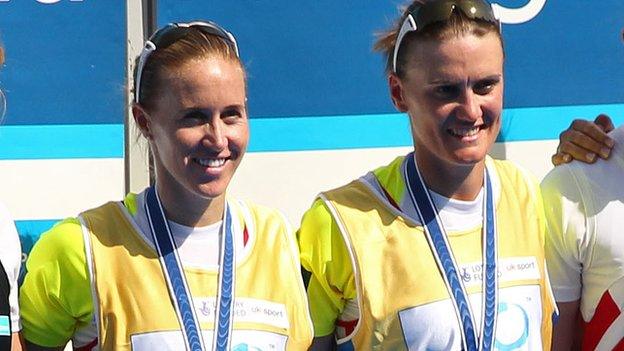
[552,114,615,166]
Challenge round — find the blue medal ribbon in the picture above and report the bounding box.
[404,154,498,351]
[145,187,236,351]
[213,204,235,350]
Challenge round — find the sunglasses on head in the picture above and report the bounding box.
[134,20,239,104]
[392,0,500,74]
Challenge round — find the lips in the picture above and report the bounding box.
[448,124,487,138]
[192,157,228,168]
[447,123,491,141]
[448,126,481,137]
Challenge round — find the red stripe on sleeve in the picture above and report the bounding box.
[337,319,359,338]
[583,292,621,350]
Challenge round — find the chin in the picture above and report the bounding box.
[451,150,488,166]
[192,182,228,200]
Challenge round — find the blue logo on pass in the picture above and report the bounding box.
[0,315,9,336]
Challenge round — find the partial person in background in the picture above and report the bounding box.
[544,118,624,349]
[298,1,556,349]
[542,33,624,349]
[19,21,312,351]
[0,45,25,351]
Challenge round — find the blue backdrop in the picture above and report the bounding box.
[159,1,624,119]
[0,0,126,126]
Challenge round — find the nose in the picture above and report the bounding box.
[203,119,227,150]
[455,90,482,122]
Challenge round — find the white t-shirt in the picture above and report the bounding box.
[542,125,624,349]
[131,191,249,269]
[0,201,21,332]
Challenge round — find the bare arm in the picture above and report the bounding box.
[11,332,24,351]
[308,335,335,351]
[552,300,581,351]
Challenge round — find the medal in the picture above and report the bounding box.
[145,187,236,351]
[404,154,498,351]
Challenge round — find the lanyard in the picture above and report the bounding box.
[145,187,236,351]
[404,155,498,351]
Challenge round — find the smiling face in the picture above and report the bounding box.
[141,56,248,205]
[391,31,504,171]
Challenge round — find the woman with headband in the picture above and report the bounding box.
[20,21,312,351]
[299,1,555,349]
[0,47,25,351]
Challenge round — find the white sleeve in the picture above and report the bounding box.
[541,164,591,303]
[0,202,22,332]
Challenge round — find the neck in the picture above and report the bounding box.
[155,182,225,228]
[413,149,485,201]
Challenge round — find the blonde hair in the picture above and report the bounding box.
[133,28,245,110]
[373,0,503,77]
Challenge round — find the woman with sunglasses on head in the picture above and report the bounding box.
[298,1,556,349]
[0,47,25,351]
[19,21,313,351]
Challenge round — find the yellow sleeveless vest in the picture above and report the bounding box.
[320,158,555,350]
[79,199,313,350]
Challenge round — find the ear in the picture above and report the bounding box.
[389,73,408,112]
[132,103,153,139]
